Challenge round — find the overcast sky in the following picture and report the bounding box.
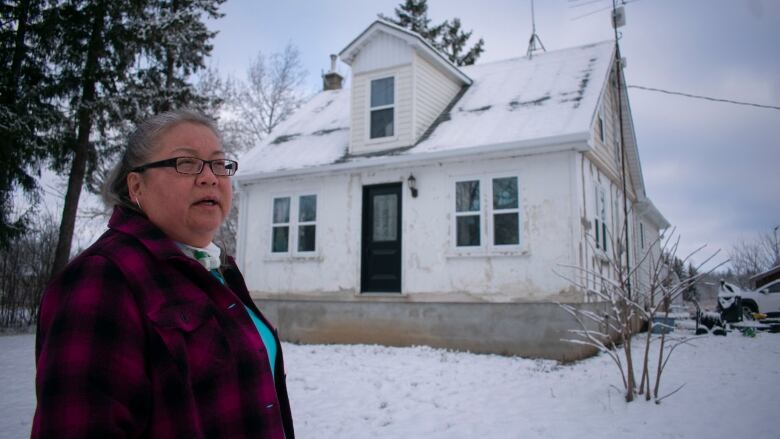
[207,0,780,270]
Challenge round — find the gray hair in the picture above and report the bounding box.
[101,108,221,211]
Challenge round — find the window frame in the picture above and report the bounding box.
[269,192,319,257]
[454,179,483,248]
[451,174,523,254]
[490,176,521,248]
[597,109,605,144]
[594,184,609,255]
[363,71,399,146]
[366,74,397,143]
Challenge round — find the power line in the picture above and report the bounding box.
[627,85,780,111]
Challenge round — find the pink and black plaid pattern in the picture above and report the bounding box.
[32,206,294,438]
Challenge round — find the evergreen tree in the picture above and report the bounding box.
[439,18,484,67]
[0,0,61,249]
[380,0,445,44]
[380,0,484,66]
[121,0,225,118]
[48,0,225,276]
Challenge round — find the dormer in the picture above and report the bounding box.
[339,20,472,156]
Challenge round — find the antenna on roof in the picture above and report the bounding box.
[526,0,546,59]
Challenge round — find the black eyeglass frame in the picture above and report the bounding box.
[130,157,238,176]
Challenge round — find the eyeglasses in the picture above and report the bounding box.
[131,157,238,176]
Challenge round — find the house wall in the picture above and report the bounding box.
[351,30,412,73]
[578,153,665,305]
[412,52,462,142]
[348,31,463,155]
[349,31,415,155]
[588,67,637,200]
[350,64,414,154]
[253,298,609,361]
[238,149,583,303]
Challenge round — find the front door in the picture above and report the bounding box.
[361,183,402,293]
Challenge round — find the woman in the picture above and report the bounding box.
[32,109,295,438]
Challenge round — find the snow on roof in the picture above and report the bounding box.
[238,41,615,180]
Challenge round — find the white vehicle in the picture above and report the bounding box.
[741,279,780,318]
[720,280,780,319]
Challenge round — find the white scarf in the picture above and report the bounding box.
[176,241,222,271]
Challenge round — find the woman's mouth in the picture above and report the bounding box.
[194,198,219,207]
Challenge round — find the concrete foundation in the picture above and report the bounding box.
[253,298,609,362]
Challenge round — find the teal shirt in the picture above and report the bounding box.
[243,305,278,378]
[209,269,277,377]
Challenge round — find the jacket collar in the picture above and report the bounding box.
[108,205,190,262]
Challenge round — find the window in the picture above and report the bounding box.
[271,194,317,254]
[272,197,290,253]
[639,222,645,250]
[454,176,521,249]
[455,180,480,246]
[594,185,608,252]
[297,195,317,252]
[597,112,605,143]
[492,177,520,245]
[370,77,394,139]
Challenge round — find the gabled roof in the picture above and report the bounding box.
[237,41,616,180]
[339,19,472,86]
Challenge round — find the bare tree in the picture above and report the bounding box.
[557,224,723,403]
[729,231,778,285]
[213,44,308,256]
[1,212,58,329]
[222,43,308,150]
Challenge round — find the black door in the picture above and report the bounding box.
[361,183,402,293]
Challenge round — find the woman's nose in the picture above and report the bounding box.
[196,164,218,185]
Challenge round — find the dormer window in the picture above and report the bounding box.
[370,77,394,139]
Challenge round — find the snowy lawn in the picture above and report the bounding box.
[2,330,778,438]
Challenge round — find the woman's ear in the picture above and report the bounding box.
[127,172,142,202]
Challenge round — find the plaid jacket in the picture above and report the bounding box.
[32,206,294,438]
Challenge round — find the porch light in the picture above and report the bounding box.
[407,174,418,198]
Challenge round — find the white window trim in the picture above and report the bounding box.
[453,177,484,249]
[365,73,399,145]
[268,192,320,259]
[597,108,605,144]
[449,174,526,257]
[594,183,609,259]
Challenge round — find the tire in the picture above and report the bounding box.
[742,302,758,321]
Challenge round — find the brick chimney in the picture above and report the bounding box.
[322,54,343,91]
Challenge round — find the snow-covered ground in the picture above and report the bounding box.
[2,330,778,438]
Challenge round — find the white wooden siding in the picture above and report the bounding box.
[351,31,413,74]
[413,52,461,142]
[349,65,413,154]
[592,69,620,176]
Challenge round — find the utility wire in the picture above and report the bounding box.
[627,85,780,111]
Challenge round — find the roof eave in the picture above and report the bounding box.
[637,198,671,229]
[235,132,590,186]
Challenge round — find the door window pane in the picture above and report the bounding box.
[370,108,394,138]
[273,197,290,223]
[456,180,480,212]
[298,225,316,252]
[373,194,398,242]
[272,226,289,252]
[299,195,317,222]
[493,177,518,209]
[494,213,519,245]
[371,77,394,107]
[456,216,480,246]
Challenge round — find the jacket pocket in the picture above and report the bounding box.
[148,301,229,384]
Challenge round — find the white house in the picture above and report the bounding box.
[235,20,669,360]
